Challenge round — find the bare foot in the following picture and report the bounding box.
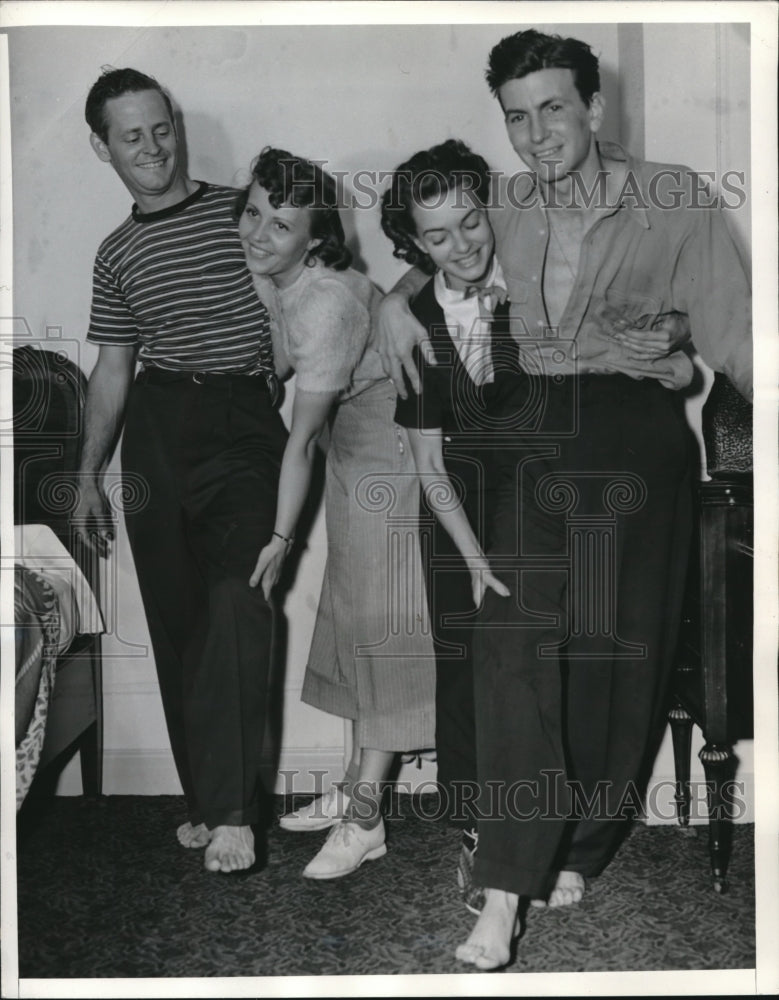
[549,870,585,906]
[530,870,586,908]
[177,821,211,849]
[204,825,255,873]
[455,888,519,970]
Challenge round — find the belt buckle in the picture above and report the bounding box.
[192,371,207,385]
[265,371,280,406]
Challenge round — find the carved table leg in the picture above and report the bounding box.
[668,704,694,828]
[699,742,737,893]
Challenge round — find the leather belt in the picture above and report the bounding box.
[137,366,280,403]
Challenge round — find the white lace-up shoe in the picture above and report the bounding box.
[302,819,386,879]
[279,786,348,833]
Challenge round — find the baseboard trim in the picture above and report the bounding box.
[55,748,350,797]
[55,748,184,797]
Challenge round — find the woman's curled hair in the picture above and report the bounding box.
[236,146,351,270]
[380,139,493,274]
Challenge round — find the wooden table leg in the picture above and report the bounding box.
[699,741,737,893]
[668,703,694,828]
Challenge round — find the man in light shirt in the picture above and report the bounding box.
[378,28,751,969]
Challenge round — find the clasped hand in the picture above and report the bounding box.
[613,310,691,361]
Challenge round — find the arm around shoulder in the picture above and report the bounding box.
[377,267,430,396]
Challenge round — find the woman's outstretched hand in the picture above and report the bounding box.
[249,536,290,601]
[469,560,510,607]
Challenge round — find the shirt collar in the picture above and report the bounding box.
[504,141,651,229]
[599,142,651,229]
[433,256,507,308]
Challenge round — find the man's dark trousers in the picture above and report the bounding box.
[122,370,287,830]
[472,373,694,897]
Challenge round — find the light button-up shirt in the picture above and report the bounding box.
[489,142,752,399]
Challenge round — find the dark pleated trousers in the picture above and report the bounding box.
[471,374,694,897]
[121,373,287,829]
[424,510,481,830]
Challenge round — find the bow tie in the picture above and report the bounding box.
[464,283,508,305]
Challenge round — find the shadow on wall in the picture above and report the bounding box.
[262,445,328,788]
[594,63,624,150]
[177,110,243,190]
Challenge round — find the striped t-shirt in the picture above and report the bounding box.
[87,182,273,374]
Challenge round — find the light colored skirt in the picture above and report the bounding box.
[301,379,436,751]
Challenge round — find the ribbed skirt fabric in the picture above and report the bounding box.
[301,379,436,751]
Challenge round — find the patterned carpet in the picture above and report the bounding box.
[16,793,755,978]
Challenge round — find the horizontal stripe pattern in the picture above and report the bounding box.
[87,184,273,374]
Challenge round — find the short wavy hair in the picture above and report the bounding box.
[85,67,174,142]
[235,147,351,271]
[380,139,493,275]
[486,29,601,106]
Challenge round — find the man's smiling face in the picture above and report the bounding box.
[499,67,603,189]
[91,89,184,211]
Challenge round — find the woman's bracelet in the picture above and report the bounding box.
[272,530,294,546]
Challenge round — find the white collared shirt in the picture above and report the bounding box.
[432,258,507,386]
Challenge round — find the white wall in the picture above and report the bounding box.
[5,22,752,821]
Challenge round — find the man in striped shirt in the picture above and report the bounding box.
[77,68,287,874]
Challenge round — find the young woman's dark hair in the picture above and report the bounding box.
[380,139,492,275]
[485,29,601,106]
[235,146,351,270]
[85,67,174,142]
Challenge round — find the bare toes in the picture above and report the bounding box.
[548,872,585,907]
[455,942,484,965]
[177,822,211,849]
[204,825,255,873]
